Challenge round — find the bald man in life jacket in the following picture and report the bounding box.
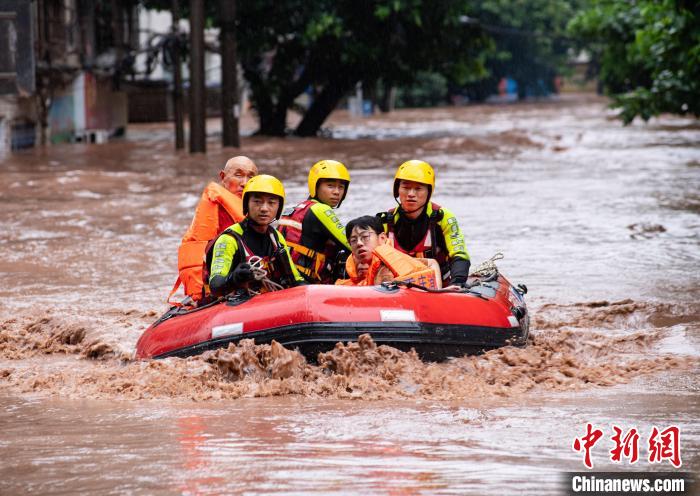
[168,156,258,305]
[335,215,441,289]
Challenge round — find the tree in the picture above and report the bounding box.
[569,0,700,123]
[237,0,488,136]
[395,72,449,108]
[460,0,579,101]
[141,0,489,136]
[234,0,318,136]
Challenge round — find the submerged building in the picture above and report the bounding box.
[0,0,139,153]
[0,0,232,153]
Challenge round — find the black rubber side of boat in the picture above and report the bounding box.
[153,320,529,362]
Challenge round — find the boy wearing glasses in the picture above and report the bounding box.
[335,216,439,288]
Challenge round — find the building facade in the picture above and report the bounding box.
[0,0,137,152]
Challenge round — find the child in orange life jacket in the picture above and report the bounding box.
[335,216,440,288]
[170,156,258,304]
[278,160,352,283]
[377,160,470,288]
[205,175,305,297]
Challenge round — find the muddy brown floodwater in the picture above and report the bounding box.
[1,94,698,494]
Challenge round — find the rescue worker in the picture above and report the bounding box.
[336,216,440,288]
[377,160,471,287]
[278,160,352,283]
[205,174,305,297]
[169,156,258,304]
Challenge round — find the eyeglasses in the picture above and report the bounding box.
[349,232,376,247]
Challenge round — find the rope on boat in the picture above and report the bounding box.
[385,280,489,299]
[248,256,285,294]
[469,252,503,279]
[236,252,506,297]
[388,280,459,293]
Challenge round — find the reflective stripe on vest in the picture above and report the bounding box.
[233,231,278,276]
[278,199,327,281]
[202,223,284,295]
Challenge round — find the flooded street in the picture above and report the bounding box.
[1,95,699,494]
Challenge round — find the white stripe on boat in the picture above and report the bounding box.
[380,309,416,322]
[211,322,244,338]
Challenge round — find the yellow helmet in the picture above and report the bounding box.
[393,160,435,199]
[242,174,286,219]
[308,160,351,206]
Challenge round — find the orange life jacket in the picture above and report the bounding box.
[381,202,453,284]
[335,243,438,288]
[168,182,244,304]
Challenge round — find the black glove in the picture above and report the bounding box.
[332,249,350,279]
[450,259,471,287]
[231,263,255,284]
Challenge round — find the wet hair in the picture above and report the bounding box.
[345,215,383,239]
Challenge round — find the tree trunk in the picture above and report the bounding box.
[245,71,284,136]
[36,0,48,146]
[378,80,396,113]
[220,0,240,147]
[256,113,286,136]
[294,77,356,137]
[189,0,206,153]
[111,0,124,89]
[245,63,312,136]
[270,66,313,135]
[171,0,184,149]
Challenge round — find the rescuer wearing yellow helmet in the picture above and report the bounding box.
[204,175,305,298]
[377,160,471,287]
[278,160,352,283]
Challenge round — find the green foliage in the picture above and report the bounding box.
[569,0,700,123]
[140,0,581,133]
[460,0,579,100]
[232,0,491,135]
[395,72,449,108]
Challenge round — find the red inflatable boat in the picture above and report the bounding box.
[136,273,529,361]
